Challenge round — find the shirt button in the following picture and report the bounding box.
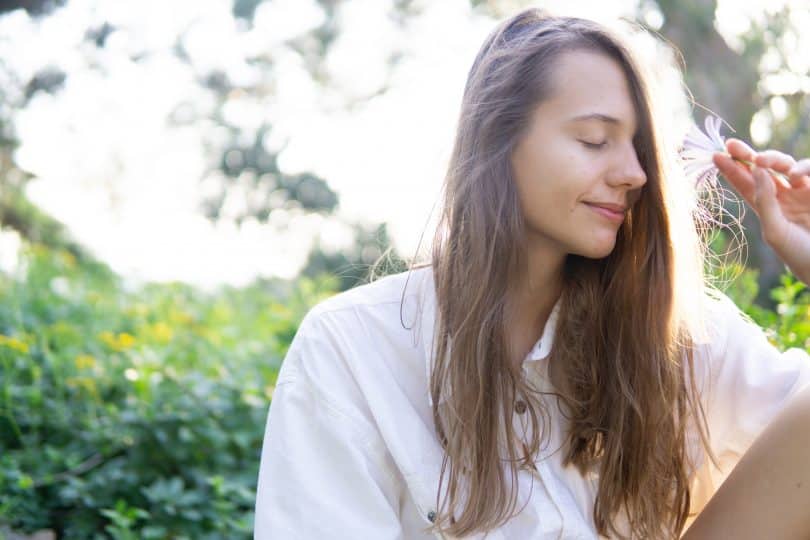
[515,400,527,414]
[427,510,436,522]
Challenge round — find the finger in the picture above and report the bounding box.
[789,159,810,186]
[790,159,810,176]
[726,138,758,162]
[713,152,756,204]
[752,166,787,246]
[755,150,796,175]
[713,151,752,179]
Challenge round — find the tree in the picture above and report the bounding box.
[0,0,411,281]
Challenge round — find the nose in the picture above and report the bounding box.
[607,142,647,189]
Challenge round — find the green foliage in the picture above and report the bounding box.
[710,252,810,352]
[759,273,810,350]
[0,243,338,538]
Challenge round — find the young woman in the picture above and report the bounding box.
[255,8,810,539]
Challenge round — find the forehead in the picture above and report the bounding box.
[541,49,638,133]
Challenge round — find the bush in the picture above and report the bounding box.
[711,259,810,350]
[0,243,338,539]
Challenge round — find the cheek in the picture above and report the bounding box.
[516,170,585,218]
[548,143,600,189]
[518,182,573,232]
[512,141,598,212]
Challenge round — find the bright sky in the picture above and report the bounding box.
[0,0,805,290]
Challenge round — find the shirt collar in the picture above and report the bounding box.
[416,267,561,408]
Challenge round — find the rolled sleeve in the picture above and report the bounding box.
[254,319,404,539]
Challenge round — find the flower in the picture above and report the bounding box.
[98,330,137,351]
[680,113,791,191]
[680,115,728,191]
[150,321,173,343]
[75,354,97,369]
[0,333,29,354]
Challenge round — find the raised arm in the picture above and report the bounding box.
[678,139,810,539]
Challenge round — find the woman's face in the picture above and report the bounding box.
[510,49,647,262]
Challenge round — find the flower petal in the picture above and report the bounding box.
[679,114,731,191]
[683,121,720,153]
[705,115,726,150]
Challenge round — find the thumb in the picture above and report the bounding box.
[753,165,785,242]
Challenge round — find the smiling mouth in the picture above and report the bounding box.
[584,203,626,223]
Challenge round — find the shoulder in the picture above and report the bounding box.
[689,288,756,353]
[289,265,431,354]
[296,266,432,345]
[308,266,429,319]
[278,265,434,420]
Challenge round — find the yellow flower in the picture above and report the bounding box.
[151,322,173,343]
[99,331,116,348]
[75,354,97,370]
[117,332,136,349]
[169,308,193,325]
[128,303,149,317]
[0,334,29,354]
[98,331,137,351]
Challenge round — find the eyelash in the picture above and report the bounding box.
[579,140,607,150]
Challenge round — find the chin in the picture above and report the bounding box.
[575,241,617,260]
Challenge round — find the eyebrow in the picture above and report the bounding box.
[569,113,636,133]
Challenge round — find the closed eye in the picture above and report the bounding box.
[579,140,607,150]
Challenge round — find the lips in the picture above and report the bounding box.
[584,202,626,223]
[585,202,627,212]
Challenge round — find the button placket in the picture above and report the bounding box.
[410,462,507,539]
[527,358,568,539]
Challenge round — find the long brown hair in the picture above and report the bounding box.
[420,8,718,539]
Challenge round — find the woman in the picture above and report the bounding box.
[255,8,810,539]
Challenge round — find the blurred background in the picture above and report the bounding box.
[1,0,809,538]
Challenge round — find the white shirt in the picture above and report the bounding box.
[254,266,810,539]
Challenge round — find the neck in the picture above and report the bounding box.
[505,246,565,357]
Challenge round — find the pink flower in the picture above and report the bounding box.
[679,115,727,191]
[679,113,791,191]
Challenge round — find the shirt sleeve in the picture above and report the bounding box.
[254,314,405,540]
[703,292,810,460]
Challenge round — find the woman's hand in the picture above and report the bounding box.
[713,138,810,285]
